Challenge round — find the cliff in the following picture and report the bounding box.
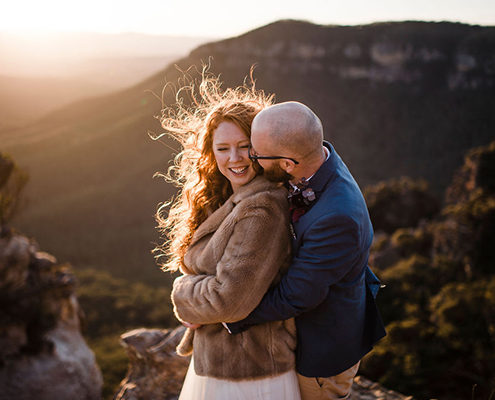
[0,226,103,400]
[114,326,412,400]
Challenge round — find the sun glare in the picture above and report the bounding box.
[1,0,131,34]
[1,0,493,38]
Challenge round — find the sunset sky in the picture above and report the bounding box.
[1,0,494,38]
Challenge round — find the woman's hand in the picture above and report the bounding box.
[182,321,202,330]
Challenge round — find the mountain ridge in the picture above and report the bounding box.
[2,19,494,284]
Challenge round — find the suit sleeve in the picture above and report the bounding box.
[171,206,290,325]
[227,214,359,333]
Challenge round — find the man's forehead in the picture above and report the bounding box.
[251,134,273,153]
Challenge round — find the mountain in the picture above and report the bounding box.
[1,20,495,284]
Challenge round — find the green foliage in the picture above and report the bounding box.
[378,255,434,322]
[0,151,28,225]
[441,191,495,278]
[446,141,495,204]
[428,279,495,398]
[362,141,495,399]
[364,177,440,234]
[390,227,433,259]
[88,334,129,400]
[75,268,176,339]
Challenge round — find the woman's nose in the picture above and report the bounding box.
[229,148,242,162]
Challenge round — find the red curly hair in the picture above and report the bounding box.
[152,69,274,272]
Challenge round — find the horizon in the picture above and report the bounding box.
[1,17,493,39]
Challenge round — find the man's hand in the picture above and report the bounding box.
[182,321,202,330]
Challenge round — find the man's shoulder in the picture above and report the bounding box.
[300,172,370,233]
[318,173,365,212]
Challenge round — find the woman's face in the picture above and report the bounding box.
[212,121,257,192]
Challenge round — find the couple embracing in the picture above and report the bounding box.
[154,77,386,400]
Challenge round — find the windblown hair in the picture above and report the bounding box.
[152,69,274,272]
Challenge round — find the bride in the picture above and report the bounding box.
[153,74,301,400]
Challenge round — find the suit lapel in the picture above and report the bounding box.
[292,142,340,247]
[307,141,338,197]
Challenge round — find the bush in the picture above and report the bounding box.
[364,177,440,234]
[75,268,176,339]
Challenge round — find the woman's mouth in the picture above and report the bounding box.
[229,166,249,175]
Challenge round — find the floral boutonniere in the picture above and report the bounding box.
[288,177,317,224]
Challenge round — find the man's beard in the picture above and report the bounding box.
[263,163,293,183]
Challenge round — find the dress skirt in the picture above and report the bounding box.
[179,357,302,400]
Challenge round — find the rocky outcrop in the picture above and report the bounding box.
[0,227,102,400]
[115,326,411,400]
[114,327,190,400]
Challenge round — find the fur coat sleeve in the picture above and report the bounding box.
[171,181,291,325]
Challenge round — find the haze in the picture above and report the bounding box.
[2,0,494,37]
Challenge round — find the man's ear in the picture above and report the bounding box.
[281,159,296,173]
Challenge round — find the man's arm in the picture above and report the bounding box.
[227,214,359,333]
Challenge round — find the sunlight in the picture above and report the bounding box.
[2,0,131,33]
[1,0,494,38]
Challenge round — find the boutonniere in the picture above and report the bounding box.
[288,177,317,224]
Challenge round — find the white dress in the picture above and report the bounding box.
[179,357,302,400]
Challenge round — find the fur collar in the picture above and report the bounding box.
[189,176,283,246]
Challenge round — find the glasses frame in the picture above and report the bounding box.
[248,144,299,165]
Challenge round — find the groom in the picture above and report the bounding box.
[226,102,386,399]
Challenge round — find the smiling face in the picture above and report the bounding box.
[212,121,258,192]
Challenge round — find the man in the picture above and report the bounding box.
[226,101,386,399]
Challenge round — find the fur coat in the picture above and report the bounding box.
[171,175,296,380]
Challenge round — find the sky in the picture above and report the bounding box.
[1,0,494,38]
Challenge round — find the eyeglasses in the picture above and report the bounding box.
[248,144,299,164]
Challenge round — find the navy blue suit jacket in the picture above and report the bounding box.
[227,142,386,377]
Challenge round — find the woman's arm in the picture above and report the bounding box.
[171,205,290,325]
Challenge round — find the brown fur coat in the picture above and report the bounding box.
[171,176,296,380]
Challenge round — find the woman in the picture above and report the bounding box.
[153,74,300,400]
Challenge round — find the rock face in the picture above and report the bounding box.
[114,326,190,400]
[115,326,411,400]
[0,226,103,400]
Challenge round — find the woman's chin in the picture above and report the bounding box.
[227,171,258,191]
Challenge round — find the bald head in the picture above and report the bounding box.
[251,101,323,160]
